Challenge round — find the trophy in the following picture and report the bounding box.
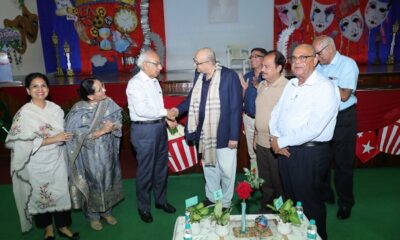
[387,20,398,65]
[63,41,74,77]
[51,32,63,76]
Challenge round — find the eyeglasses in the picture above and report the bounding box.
[289,55,315,63]
[193,58,209,66]
[145,60,162,67]
[316,45,328,56]
[248,54,264,60]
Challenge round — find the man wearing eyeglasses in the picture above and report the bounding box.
[239,48,267,177]
[171,47,242,210]
[269,44,340,240]
[126,49,177,223]
[313,35,359,220]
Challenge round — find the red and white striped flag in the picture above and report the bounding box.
[167,124,198,172]
[377,119,400,155]
[168,136,198,172]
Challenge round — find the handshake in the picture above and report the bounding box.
[166,107,179,129]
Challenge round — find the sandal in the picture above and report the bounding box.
[90,220,103,231]
[102,215,117,225]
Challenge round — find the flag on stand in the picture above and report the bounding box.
[167,124,198,172]
[355,130,380,163]
[377,119,400,155]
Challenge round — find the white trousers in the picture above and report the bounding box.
[203,147,237,208]
[243,114,257,172]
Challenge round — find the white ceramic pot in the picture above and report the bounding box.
[191,222,201,235]
[277,220,292,235]
[215,224,229,237]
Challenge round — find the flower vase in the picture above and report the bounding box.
[191,222,201,235]
[277,219,292,235]
[240,201,248,233]
[215,224,229,237]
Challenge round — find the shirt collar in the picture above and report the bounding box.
[138,70,158,83]
[291,69,318,87]
[330,51,340,66]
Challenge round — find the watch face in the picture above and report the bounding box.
[114,8,138,33]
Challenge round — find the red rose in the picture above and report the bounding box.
[236,181,253,200]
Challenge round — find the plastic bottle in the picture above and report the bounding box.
[296,201,304,221]
[183,223,192,240]
[307,219,317,240]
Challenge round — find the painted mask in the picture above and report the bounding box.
[364,0,391,29]
[276,0,304,29]
[339,9,364,42]
[310,0,336,33]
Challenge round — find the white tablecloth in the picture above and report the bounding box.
[172,214,321,240]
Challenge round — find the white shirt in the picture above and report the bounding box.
[269,70,340,148]
[126,70,167,121]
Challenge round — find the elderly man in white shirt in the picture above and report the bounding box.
[126,49,176,223]
[269,44,339,240]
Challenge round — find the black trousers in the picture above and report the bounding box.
[279,143,330,240]
[34,210,72,229]
[324,106,357,209]
[256,144,283,210]
[131,122,168,212]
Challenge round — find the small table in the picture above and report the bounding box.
[172,214,321,240]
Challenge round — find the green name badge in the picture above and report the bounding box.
[274,196,284,210]
[185,196,198,208]
[213,189,223,201]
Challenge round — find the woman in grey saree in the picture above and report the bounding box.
[65,78,124,231]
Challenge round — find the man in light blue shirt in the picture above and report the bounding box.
[313,35,359,220]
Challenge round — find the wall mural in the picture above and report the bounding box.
[274,0,400,65]
[37,0,166,75]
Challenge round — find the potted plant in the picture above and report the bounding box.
[267,198,301,235]
[210,201,231,237]
[187,202,209,234]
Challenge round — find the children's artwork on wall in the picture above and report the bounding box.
[274,0,400,65]
[37,0,166,75]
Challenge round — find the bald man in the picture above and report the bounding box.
[172,47,242,209]
[313,35,359,220]
[269,44,340,239]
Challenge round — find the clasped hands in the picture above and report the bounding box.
[270,136,290,158]
[166,107,179,129]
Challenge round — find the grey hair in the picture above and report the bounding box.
[136,50,152,69]
[314,35,336,51]
[197,47,217,64]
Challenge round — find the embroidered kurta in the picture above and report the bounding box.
[65,97,124,212]
[5,101,71,232]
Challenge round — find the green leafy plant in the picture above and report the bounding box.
[267,198,301,225]
[243,167,264,189]
[210,201,231,226]
[188,202,209,223]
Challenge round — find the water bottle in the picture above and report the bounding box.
[183,223,192,240]
[296,201,304,221]
[307,219,317,240]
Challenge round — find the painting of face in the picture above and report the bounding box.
[364,0,391,29]
[339,9,364,42]
[310,0,336,33]
[276,0,304,29]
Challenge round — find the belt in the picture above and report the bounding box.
[339,105,355,114]
[244,112,255,119]
[132,118,165,124]
[298,141,328,147]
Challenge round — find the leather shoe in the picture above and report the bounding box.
[155,202,176,214]
[202,199,215,207]
[44,236,55,240]
[337,207,351,220]
[57,230,80,240]
[138,209,153,223]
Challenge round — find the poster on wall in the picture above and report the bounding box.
[273,0,400,65]
[37,0,166,75]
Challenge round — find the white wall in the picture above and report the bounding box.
[164,0,274,70]
[0,0,45,76]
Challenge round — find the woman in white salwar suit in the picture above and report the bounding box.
[5,73,79,240]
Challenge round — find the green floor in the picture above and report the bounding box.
[0,168,399,239]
